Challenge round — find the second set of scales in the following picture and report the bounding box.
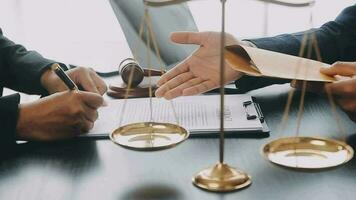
[109,0,354,192]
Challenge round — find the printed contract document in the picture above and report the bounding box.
[88,94,265,136]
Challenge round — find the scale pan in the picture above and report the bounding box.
[110,122,189,151]
[263,137,354,170]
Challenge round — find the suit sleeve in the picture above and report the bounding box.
[235,4,356,93]
[0,28,56,95]
[0,94,20,149]
[0,29,67,148]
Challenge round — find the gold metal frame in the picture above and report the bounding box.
[259,3,355,170]
[109,0,189,151]
[192,0,252,192]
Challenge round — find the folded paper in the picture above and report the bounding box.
[225,45,335,82]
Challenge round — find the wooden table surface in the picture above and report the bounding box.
[0,85,355,200]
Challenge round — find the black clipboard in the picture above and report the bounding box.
[188,96,270,138]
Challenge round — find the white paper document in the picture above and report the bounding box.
[88,95,264,136]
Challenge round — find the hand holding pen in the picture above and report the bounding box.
[41,63,107,95]
[16,63,108,141]
[51,63,79,90]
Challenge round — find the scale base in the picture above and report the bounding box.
[192,162,251,192]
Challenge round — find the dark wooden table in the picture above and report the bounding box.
[1,85,355,200]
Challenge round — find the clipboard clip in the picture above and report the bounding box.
[243,101,265,123]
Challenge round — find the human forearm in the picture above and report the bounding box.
[246,5,356,63]
[237,5,356,92]
[0,29,56,95]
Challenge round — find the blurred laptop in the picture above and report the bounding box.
[109,0,198,69]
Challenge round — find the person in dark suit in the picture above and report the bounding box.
[0,28,107,148]
[155,4,356,122]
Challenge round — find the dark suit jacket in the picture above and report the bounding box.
[0,28,56,148]
[235,4,356,93]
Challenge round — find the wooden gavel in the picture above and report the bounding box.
[107,58,165,99]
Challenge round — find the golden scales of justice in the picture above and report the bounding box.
[109,0,354,193]
[254,0,354,170]
[109,0,190,151]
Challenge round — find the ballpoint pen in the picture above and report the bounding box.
[51,63,78,90]
[51,63,108,106]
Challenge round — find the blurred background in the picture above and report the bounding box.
[0,0,353,69]
[0,0,354,100]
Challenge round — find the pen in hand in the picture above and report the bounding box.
[51,63,78,90]
[51,63,108,106]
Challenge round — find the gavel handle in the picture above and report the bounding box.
[143,69,166,76]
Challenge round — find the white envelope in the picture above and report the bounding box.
[225,45,335,82]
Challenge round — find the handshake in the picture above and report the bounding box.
[17,31,355,143]
[154,32,356,122]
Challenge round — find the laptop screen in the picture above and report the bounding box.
[109,0,198,70]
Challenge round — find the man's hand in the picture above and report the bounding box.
[155,31,245,100]
[16,91,105,141]
[41,66,107,95]
[320,62,356,122]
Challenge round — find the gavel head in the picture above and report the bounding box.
[119,58,144,88]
